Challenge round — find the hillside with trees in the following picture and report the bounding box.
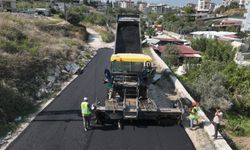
[0,13,95,137]
[162,38,250,148]
[215,2,246,17]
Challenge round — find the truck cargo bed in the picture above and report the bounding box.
[115,15,141,54]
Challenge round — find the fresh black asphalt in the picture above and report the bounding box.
[7,49,195,150]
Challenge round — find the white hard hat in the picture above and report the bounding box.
[83,97,88,101]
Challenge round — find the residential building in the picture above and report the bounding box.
[137,1,147,12]
[96,1,109,12]
[197,0,211,12]
[241,2,250,31]
[116,0,134,9]
[210,2,216,10]
[145,4,170,14]
[213,19,242,30]
[190,31,241,42]
[152,44,201,58]
[232,41,250,66]
[0,0,16,11]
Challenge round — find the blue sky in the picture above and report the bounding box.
[147,0,223,6]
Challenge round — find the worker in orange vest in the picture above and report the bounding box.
[188,101,199,129]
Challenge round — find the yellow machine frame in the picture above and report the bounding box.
[110,53,152,63]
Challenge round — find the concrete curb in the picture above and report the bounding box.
[0,52,97,150]
[149,48,232,150]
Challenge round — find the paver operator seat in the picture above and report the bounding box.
[105,53,155,100]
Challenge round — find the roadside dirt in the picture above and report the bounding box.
[148,74,179,108]
[87,28,114,49]
[231,136,250,150]
[150,53,217,150]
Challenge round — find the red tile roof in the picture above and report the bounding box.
[223,34,239,38]
[156,38,183,43]
[221,20,242,24]
[153,45,201,58]
[176,45,201,55]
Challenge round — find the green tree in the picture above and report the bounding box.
[229,2,239,9]
[191,38,208,52]
[114,7,140,15]
[84,13,107,26]
[140,19,146,40]
[100,30,114,43]
[0,82,34,122]
[148,13,158,21]
[67,5,89,25]
[215,5,226,14]
[205,39,235,62]
[145,27,155,37]
[183,6,195,14]
[163,13,178,22]
[162,44,179,66]
[193,73,231,111]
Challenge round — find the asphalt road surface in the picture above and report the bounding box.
[7,49,195,150]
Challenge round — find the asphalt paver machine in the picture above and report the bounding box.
[95,15,183,128]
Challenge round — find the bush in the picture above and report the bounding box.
[162,44,179,66]
[84,13,107,26]
[193,73,232,110]
[100,30,114,43]
[0,84,34,123]
[67,5,88,25]
[191,38,208,52]
[59,11,65,19]
[16,2,49,9]
[225,113,250,136]
[68,13,83,25]
[50,8,58,14]
[0,13,91,138]
[0,27,39,54]
[179,39,237,110]
[145,27,156,37]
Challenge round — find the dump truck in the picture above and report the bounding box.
[95,15,183,128]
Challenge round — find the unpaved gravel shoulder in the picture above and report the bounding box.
[87,28,114,50]
[149,51,216,150]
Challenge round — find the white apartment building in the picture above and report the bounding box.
[241,2,250,31]
[137,1,147,12]
[197,0,211,12]
[120,0,134,8]
[146,4,170,14]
